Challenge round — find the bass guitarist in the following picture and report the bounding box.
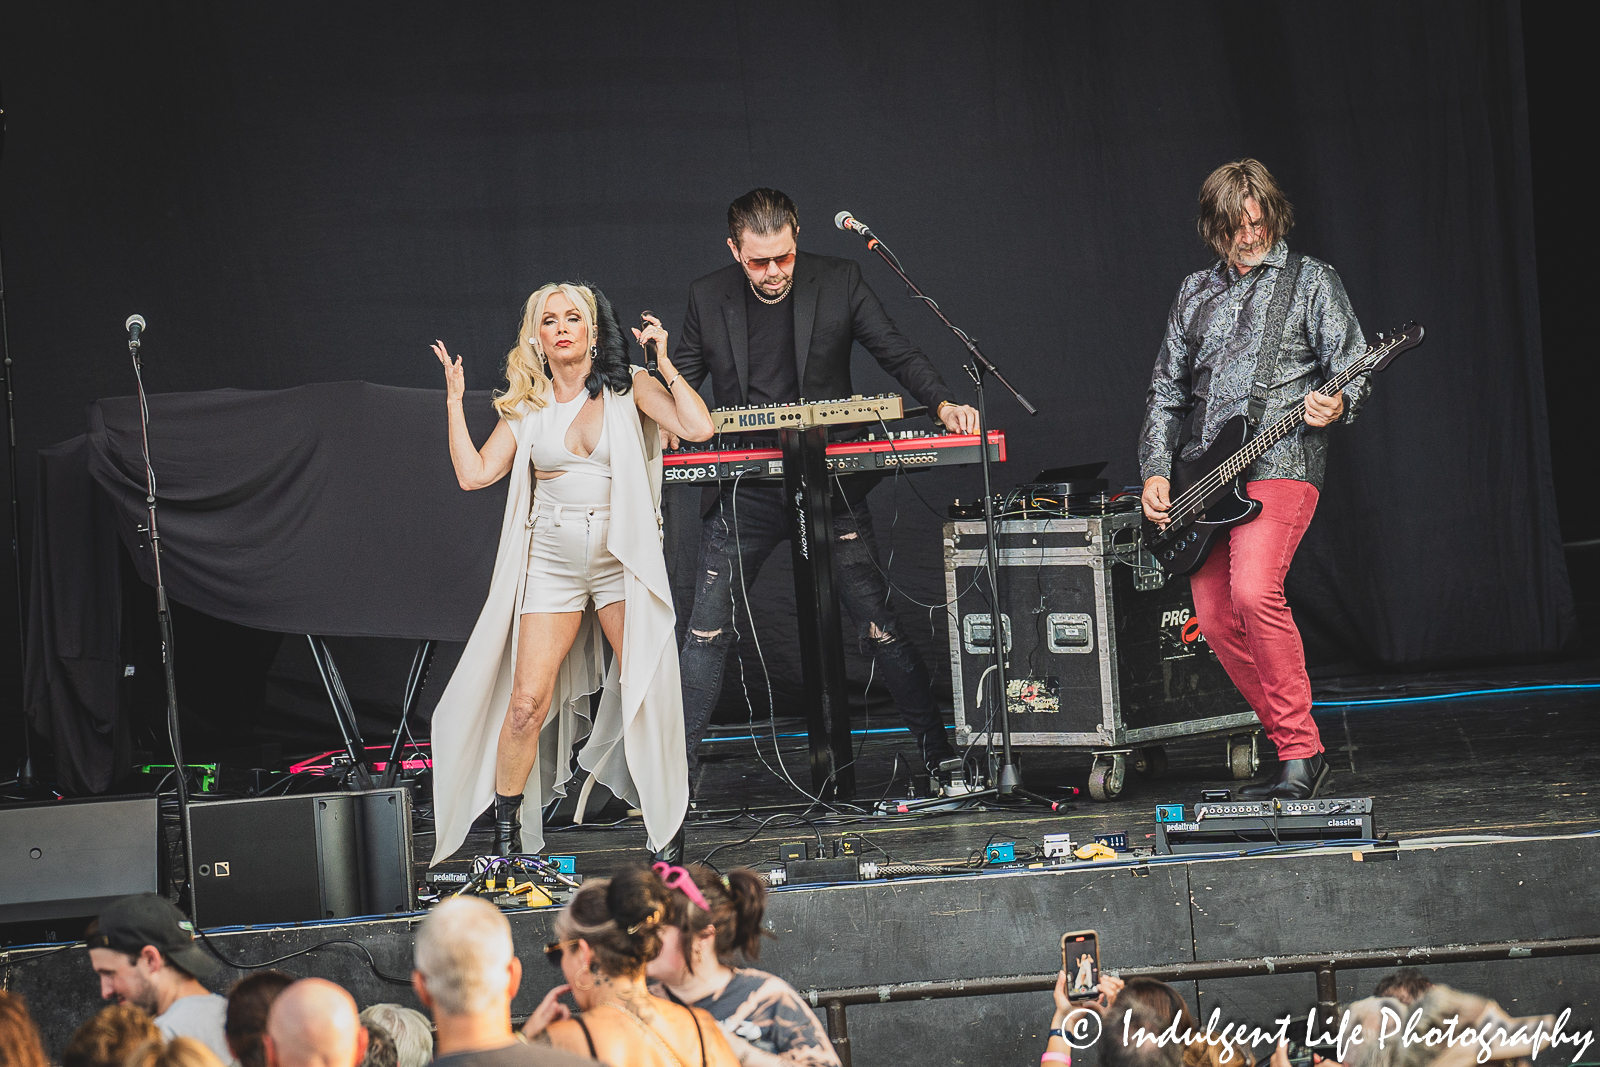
[1138,159,1370,801]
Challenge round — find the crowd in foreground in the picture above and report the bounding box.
[0,866,1570,1067]
[1,863,836,1067]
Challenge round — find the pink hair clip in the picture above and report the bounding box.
[652,861,712,912]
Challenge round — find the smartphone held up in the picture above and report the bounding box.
[1061,929,1101,1001]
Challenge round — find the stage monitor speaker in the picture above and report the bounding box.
[188,788,414,928]
[1,796,161,927]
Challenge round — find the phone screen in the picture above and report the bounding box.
[1061,930,1101,1001]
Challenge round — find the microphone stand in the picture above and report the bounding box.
[127,321,195,903]
[844,222,1039,797]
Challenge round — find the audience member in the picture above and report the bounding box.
[1387,986,1553,1067]
[521,867,739,1066]
[1114,976,1254,1067]
[1372,968,1433,1006]
[0,990,50,1067]
[264,979,368,1067]
[644,863,838,1066]
[359,1022,398,1067]
[86,893,231,1062]
[125,1036,227,1067]
[358,1006,432,1067]
[1102,1001,1185,1067]
[62,1004,162,1067]
[226,971,297,1067]
[411,896,597,1067]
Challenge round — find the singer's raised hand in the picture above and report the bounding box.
[432,340,466,404]
[631,313,669,358]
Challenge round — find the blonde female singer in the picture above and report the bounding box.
[428,282,712,862]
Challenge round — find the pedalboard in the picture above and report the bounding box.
[1154,797,1376,855]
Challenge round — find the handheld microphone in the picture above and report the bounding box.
[834,210,875,240]
[639,311,659,372]
[125,314,147,348]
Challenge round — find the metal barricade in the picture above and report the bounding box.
[804,935,1600,1067]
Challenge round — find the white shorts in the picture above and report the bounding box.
[521,502,626,615]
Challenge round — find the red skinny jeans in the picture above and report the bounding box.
[1188,479,1323,761]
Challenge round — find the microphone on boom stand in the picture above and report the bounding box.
[834,210,878,246]
[123,314,197,904]
[833,208,1041,801]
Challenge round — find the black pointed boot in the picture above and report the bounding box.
[1238,754,1330,801]
[1269,754,1330,800]
[649,825,686,865]
[494,792,524,856]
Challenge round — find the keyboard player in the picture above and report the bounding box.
[669,187,979,820]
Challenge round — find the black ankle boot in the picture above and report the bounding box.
[493,792,524,856]
[649,825,686,865]
[1268,754,1330,800]
[1236,773,1278,800]
[1238,754,1330,801]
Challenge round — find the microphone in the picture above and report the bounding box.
[639,311,659,372]
[834,210,876,240]
[125,314,147,348]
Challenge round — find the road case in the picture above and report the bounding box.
[944,512,1262,800]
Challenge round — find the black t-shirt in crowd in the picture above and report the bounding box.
[432,1040,604,1067]
[743,282,800,404]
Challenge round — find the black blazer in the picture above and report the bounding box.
[671,252,959,413]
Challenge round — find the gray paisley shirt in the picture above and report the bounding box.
[1137,241,1369,490]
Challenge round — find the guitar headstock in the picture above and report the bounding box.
[1370,322,1425,371]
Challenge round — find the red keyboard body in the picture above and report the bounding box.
[662,430,1006,485]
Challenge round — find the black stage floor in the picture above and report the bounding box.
[423,684,1600,879]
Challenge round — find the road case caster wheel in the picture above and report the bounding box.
[1088,753,1126,801]
[1133,745,1168,779]
[1227,733,1260,780]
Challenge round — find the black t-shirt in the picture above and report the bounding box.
[743,282,800,404]
[432,1040,603,1067]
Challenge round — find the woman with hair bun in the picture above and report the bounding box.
[429,284,714,862]
[646,864,840,1067]
[521,866,740,1066]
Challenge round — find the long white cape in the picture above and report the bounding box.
[429,376,687,863]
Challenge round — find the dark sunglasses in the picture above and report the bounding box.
[544,939,579,967]
[742,251,796,270]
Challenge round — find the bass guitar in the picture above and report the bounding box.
[1143,322,1425,576]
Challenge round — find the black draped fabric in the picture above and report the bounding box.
[24,383,505,789]
[23,438,130,794]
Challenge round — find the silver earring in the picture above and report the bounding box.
[590,344,598,358]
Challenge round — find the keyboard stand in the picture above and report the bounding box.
[780,426,856,801]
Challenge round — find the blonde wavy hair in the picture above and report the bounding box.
[493,282,599,420]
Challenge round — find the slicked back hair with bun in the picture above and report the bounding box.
[664,865,771,970]
[555,866,675,978]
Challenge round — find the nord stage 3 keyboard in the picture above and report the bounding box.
[663,430,1007,485]
[711,393,904,433]
[1154,797,1376,855]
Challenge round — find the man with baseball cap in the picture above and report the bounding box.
[87,893,230,1061]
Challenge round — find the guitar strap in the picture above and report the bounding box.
[1245,250,1304,427]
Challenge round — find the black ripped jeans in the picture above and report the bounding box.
[678,480,954,777]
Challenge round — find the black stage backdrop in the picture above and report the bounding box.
[0,2,1575,775]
